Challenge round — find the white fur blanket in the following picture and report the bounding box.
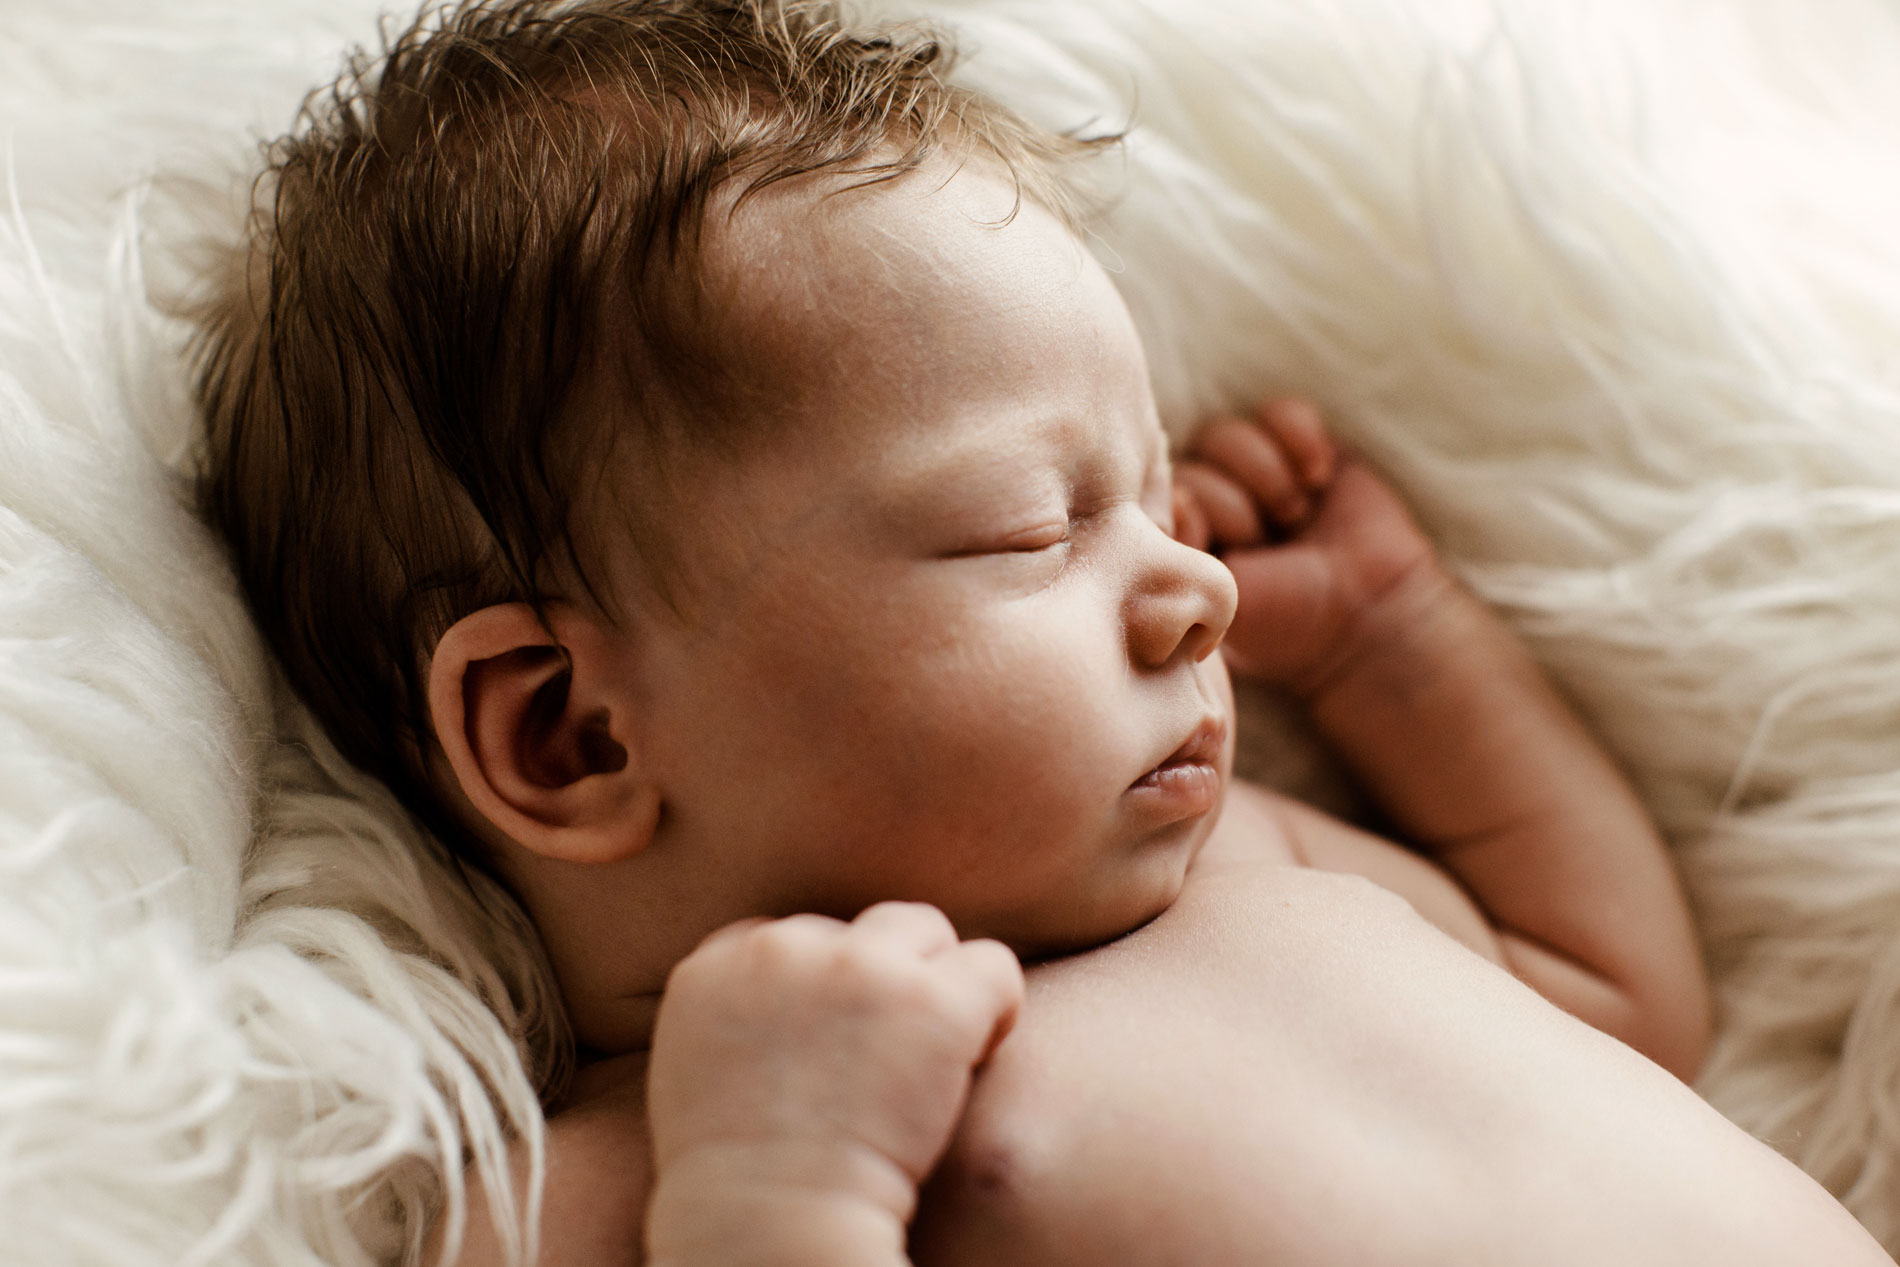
[6,0,1900,1261]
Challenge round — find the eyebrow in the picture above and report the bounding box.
[884,450,1067,521]
[869,408,1159,529]
[882,413,1071,488]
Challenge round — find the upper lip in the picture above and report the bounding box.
[1138,715,1228,782]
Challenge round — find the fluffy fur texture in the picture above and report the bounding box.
[5,0,1900,1261]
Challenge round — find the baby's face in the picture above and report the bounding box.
[616,162,1239,957]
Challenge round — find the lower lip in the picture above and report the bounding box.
[1126,760,1222,823]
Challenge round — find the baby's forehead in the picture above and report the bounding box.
[696,161,1118,414]
[585,168,1158,619]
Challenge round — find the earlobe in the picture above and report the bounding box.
[428,603,661,865]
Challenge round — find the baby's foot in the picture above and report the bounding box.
[1173,400,1439,695]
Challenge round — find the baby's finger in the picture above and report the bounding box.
[850,900,960,957]
[1192,416,1310,526]
[1256,398,1336,488]
[1171,481,1210,552]
[1173,461,1265,548]
[945,937,1025,1063]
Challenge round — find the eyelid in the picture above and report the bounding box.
[934,518,1070,560]
[996,521,1071,552]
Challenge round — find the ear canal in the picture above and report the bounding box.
[429,600,661,864]
[578,713,630,775]
[518,658,630,787]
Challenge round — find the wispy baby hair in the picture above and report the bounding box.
[192,0,1114,857]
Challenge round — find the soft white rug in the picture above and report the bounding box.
[5,0,1900,1261]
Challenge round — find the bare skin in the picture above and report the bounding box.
[645,903,1021,1267]
[913,816,1877,1266]
[423,169,1884,1264]
[436,403,1884,1266]
[1172,400,1709,1077]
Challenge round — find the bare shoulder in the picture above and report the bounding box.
[1213,779,1506,963]
[912,845,1504,1267]
[912,814,1890,1267]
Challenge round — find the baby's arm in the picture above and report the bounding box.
[430,903,1020,1267]
[1177,401,1709,1079]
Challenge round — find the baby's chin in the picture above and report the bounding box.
[996,801,1222,963]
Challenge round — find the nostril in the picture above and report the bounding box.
[1127,515,1242,669]
[1185,619,1225,664]
[1190,543,1240,648]
[1128,596,1230,670]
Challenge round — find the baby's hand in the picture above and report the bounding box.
[1173,399,1437,693]
[644,903,1023,1265]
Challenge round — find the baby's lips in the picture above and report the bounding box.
[1126,752,1223,825]
[1132,714,1228,788]
[1170,715,1228,769]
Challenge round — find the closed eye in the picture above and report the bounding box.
[938,520,1072,560]
[996,522,1071,552]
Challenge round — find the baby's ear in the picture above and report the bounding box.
[428,602,661,865]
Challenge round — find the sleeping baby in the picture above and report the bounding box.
[188,0,1891,1262]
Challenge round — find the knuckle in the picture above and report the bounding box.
[838,947,946,1012]
[749,915,837,966]
[967,937,1025,983]
[861,898,947,929]
[696,914,839,980]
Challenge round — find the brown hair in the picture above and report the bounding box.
[192,0,1114,855]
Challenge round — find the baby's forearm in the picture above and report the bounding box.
[1302,562,1709,1077]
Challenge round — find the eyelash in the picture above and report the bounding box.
[956,449,1169,559]
[997,477,1168,554]
[997,521,1072,553]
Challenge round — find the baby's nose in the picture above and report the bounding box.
[1125,530,1239,670]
